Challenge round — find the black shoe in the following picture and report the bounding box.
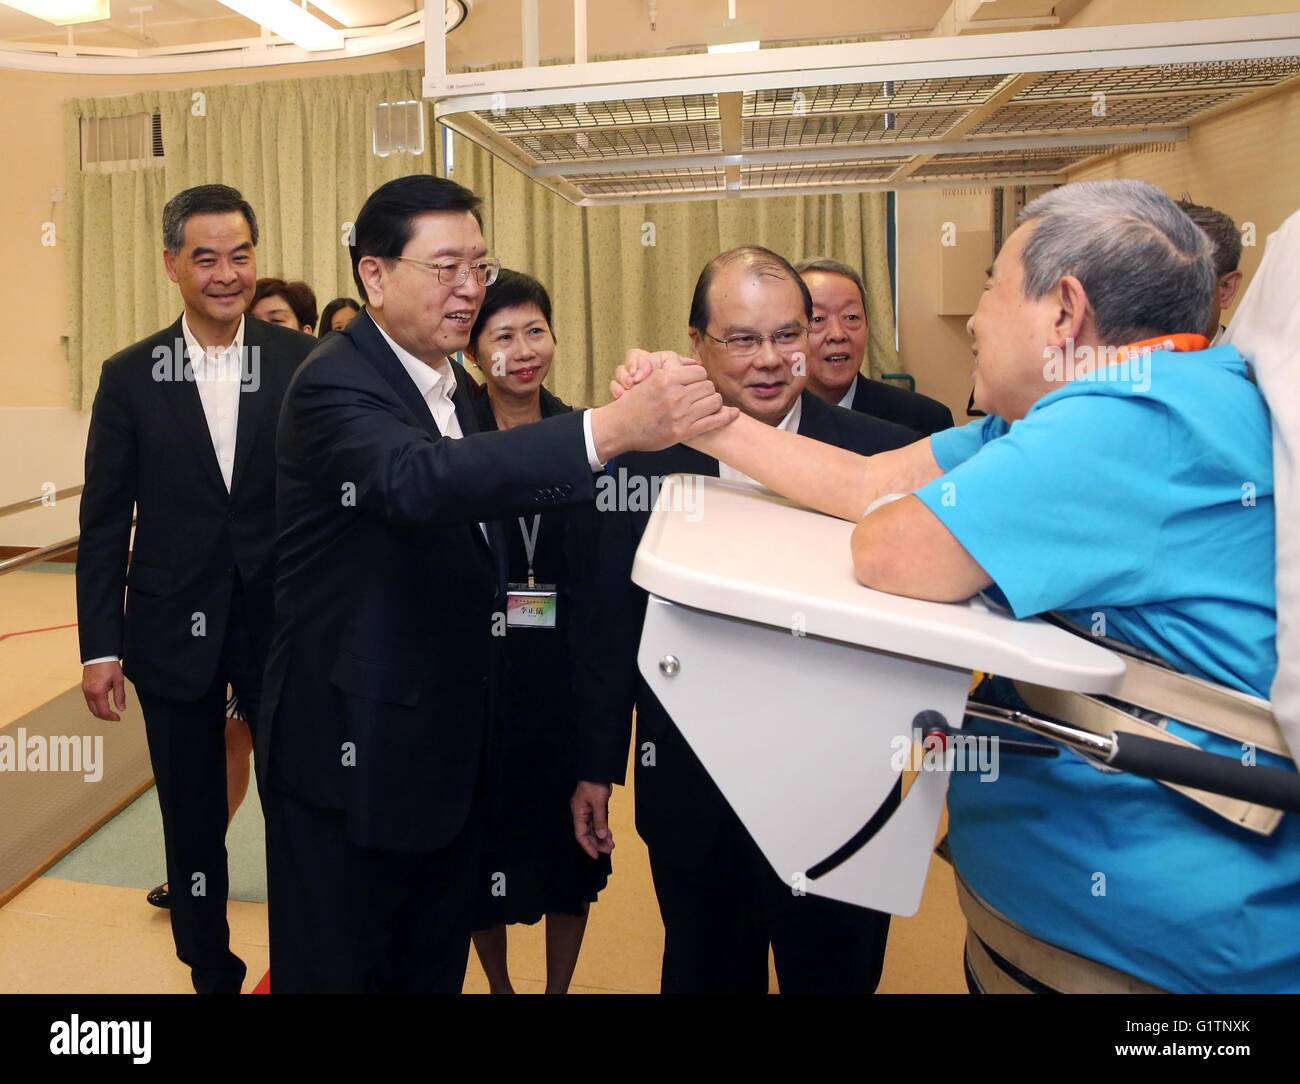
[147,882,170,909]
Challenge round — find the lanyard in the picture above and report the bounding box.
[1114,332,1209,361]
[517,515,541,588]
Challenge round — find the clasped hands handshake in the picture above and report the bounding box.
[588,349,738,462]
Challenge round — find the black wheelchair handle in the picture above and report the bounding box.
[1109,731,1300,815]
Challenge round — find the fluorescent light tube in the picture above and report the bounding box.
[707,40,760,54]
[0,0,110,25]
[215,0,345,52]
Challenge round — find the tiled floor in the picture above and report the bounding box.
[1,566,967,994]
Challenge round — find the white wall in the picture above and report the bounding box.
[0,407,90,548]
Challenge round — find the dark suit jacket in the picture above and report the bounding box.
[259,310,599,853]
[849,375,953,436]
[575,391,918,866]
[76,315,315,700]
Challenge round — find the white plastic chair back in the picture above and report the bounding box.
[1224,208,1300,761]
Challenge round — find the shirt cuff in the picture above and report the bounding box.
[82,655,121,666]
[582,409,606,471]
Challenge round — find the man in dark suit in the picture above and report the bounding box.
[571,246,917,993]
[259,174,733,993]
[796,257,954,435]
[78,184,316,994]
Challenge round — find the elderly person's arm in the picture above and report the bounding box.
[611,351,990,600]
[613,351,943,522]
[850,496,993,600]
[688,410,943,522]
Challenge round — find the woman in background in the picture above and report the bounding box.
[319,296,361,336]
[250,278,318,335]
[464,269,610,994]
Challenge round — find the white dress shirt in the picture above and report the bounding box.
[374,319,463,438]
[373,320,491,542]
[836,375,859,410]
[83,314,247,667]
[184,313,245,493]
[718,394,803,487]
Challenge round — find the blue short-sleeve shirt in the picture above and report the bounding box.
[913,345,1297,992]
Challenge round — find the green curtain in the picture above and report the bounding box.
[64,71,429,408]
[64,67,898,410]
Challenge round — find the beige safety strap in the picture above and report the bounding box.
[1014,680,1283,836]
[1114,656,1291,760]
[957,873,1166,995]
[1039,614,1292,759]
[964,931,1032,994]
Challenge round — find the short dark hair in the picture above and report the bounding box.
[688,245,813,333]
[467,269,554,358]
[319,296,361,337]
[350,175,484,303]
[252,277,318,331]
[795,257,869,313]
[1176,196,1243,278]
[163,184,258,253]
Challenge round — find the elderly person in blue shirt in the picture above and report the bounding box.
[612,179,1297,992]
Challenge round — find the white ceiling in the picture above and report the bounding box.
[0,0,414,45]
[2,1,1297,63]
[0,0,1200,54]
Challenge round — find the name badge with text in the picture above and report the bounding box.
[506,584,558,628]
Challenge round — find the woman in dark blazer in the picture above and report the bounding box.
[464,269,610,994]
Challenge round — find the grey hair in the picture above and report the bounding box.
[795,257,869,313]
[163,184,259,254]
[1018,180,1215,343]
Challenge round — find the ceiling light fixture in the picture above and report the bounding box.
[312,0,471,34]
[0,0,110,25]
[214,0,344,52]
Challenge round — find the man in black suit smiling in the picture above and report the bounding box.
[571,246,917,993]
[77,184,316,994]
[797,257,954,435]
[260,175,734,993]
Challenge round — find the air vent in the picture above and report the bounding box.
[79,113,164,172]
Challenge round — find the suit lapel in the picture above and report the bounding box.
[851,376,878,417]
[347,310,443,443]
[350,311,499,584]
[157,315,228,497]
[229,317,275,496]
[449,363,505,584]
[794,391,832,442]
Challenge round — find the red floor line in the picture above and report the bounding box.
[0,622,79,643]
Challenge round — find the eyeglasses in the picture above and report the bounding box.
[702,326,808,358]
[394,256,501,287]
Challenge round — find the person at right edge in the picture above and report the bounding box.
[609,180,1299,993]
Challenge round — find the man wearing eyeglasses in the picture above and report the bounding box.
[259,175,733,993]
[570,246,918,993]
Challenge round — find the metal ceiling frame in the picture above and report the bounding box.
[426,11,1300,207]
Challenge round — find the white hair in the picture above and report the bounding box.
[1018,180,1215,343]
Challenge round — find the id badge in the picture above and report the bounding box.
[506,583,558,628]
